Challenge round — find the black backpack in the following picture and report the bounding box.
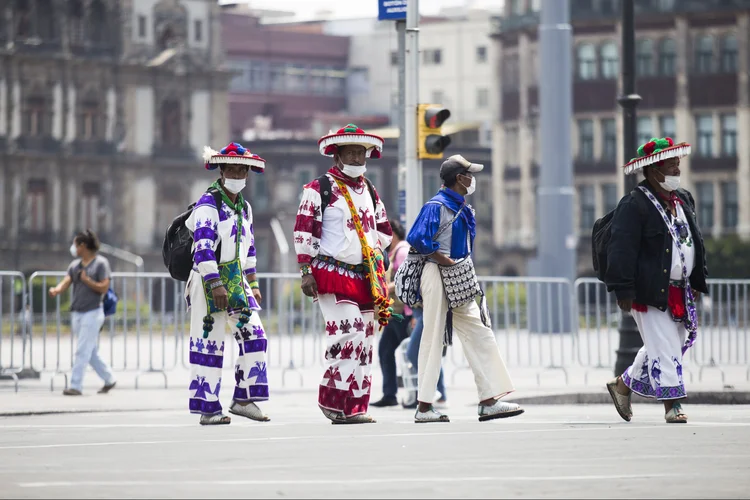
[316,174,389,271]
[591,188,649,283]
[163,188,223,282]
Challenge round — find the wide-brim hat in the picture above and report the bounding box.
[203,142,265,173]
[623,137,690,175]
[318,123,384,159]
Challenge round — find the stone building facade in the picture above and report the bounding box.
[491,0,750,276]
[0,0,230,275]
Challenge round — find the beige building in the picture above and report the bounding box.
[491,0,750,276]
[0,0,230,274]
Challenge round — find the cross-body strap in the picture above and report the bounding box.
[427,201,465,242]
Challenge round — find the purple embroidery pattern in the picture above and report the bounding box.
[638,187,698,353]
[248,362,268,384]
[650,358,662,384]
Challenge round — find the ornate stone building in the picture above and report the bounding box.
[0,0,230,274]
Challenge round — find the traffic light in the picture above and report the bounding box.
[417,104,451,160]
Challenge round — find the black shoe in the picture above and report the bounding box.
[402,400,418,410]
[370,396,399,407]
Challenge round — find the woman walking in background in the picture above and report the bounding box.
[49,229,116,396]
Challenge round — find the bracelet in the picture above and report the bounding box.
[208,280,224,290]
[249,280,259,290]
[300,265,312,277]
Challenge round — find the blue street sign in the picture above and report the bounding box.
[378,0,407,21]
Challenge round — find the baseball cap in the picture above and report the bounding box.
[439,154,485,182]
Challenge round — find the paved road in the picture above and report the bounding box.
[1,404,749,499]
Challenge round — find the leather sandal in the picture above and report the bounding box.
[665,403,688,424]
[606,377,633,422]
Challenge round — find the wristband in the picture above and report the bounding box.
[300,265,312,277]
[249,280,259,290]
[208,280,224,290]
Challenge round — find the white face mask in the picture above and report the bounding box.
[461,176,476,196]
[341,163,367,178]
[659,175,680,192]
[70,243,78,258]
[223,178,246,194]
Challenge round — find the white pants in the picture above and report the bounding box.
[623,306,687,400]
[418,262,515,403]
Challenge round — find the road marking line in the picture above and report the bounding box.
[0,424,678,451]
[17,473,681,488]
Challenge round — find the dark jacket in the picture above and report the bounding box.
[605,180,708,311]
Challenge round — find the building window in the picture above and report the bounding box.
[138,15,147,38]
[658,38,676,76]
[81,182,101,231]
[28,179,47,233]
[505,125,519,166]
[89,0,107,45]
[602,118,617,160]
[577,119,594,160]
[636,39,653,76]
[636,116,653,147]
[252,174,269,211]
[78,96,101,141]
[194,20,203,42]
[510,0,524,15]
[476,46,487,63]
[602,183,618,214]
[476,88,489,108]
[390,51,398,66]
[15,0,31,38]
[695,114,713,157]
[694,35,714,73]
[69,0,85,46]
[23,94,47,137]
[423,49,442,65]
[160,100,182,147]
[576,43,597,80]
[721,113,737,157]
[695,181,714,229]
[503,54,520,90]
[600,42,618,79]
[289,64,309,94]
[721,34,738,73]
[579,185,595,231]
[659,115,675,139]
[722,181,738,230]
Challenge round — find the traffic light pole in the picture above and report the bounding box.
[396,19,407,226]
[404,0,422,228]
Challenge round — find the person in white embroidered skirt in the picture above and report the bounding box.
[294,124,394,424]
[604,137,709,424]
[406,155,524,423]
[185,142,270,425]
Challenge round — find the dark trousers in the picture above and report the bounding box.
[378,315,411,398]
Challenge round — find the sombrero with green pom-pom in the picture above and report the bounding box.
[318,123,384,159]
[623,137,690,175]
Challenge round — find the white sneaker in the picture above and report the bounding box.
[477,400,524,422]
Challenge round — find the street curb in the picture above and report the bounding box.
[506,391,750,405]
[0,407,183,417]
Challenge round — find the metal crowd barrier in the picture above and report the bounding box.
[574,277,750,383]
[2,270,749,392]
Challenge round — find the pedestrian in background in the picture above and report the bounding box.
[372,219,411,407]
[49,229,116,396]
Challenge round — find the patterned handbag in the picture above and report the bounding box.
[438,256,482,310]
[394,202,465,307]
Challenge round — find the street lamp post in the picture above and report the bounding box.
[614,0,643,376]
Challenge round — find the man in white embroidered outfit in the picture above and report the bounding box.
[186,142,270,425]
[604,138,708,424]
[294,124,393,424]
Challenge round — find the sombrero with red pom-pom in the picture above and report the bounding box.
[318,124,384,159]
[623,137,690,175]
[202,142,266,173]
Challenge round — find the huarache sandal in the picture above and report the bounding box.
[606,377,633,422]
[200,413,231,425]
[665,403,688,424]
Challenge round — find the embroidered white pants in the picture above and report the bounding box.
[623,306,687,400]
[418,262,515,403]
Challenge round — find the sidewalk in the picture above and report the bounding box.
[1,365,748,416]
